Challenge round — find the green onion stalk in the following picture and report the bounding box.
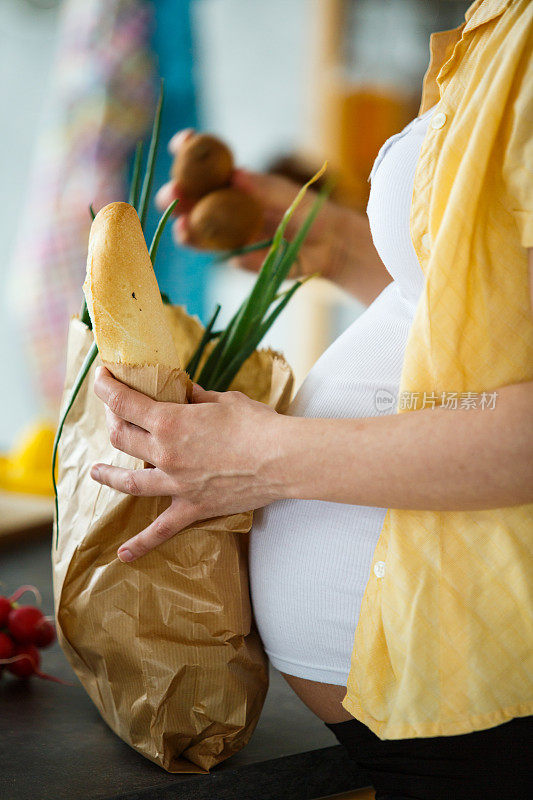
[53,79,329,546]
[192,165,328,390]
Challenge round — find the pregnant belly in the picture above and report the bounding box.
[250,282,416,698]
[250,500,387,684]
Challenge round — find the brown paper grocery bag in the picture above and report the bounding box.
[52,310,293,773]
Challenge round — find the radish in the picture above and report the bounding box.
[32,618,56,649]
[1,643,68,684]
[8,605,44,644]
[0,631,14,680]
[7,606,56,648]
[0,585,41,628]
[0,632,14,660]
[7,643,39,678]
[0,596,11,627]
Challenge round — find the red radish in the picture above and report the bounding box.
[0,596,11,627]
[33,618,56,649]
[8,605,44,644]
[0,632,15,660]
[7,643,39,678]
[1,643,69,684]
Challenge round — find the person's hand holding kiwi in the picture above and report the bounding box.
[156,129,388,304]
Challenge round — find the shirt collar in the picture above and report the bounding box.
[463,0,511,34]
[419,0,511,113]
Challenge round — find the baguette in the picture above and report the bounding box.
[84,202,180,370]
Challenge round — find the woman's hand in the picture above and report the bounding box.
[156,129,390,305]
[91,367,288,562]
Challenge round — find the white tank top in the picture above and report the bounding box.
[249,106,435,685]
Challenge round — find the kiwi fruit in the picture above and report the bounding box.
[172,133,234,201]
[188,187,263,251]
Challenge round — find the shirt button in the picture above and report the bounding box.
[374,561,386,578]
[431,111,447,129]
[422,233,431,250]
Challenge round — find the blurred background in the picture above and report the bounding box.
[0,0,469,529]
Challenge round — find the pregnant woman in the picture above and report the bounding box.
[91,2,533,798]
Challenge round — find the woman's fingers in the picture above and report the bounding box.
[155,181,178,212]
[190,383,222,404]
[90,464,172,497]
[94,367,158,431]
[172,214,192,246]
[155,129,196,214]
[168,128,194,155]
[117,500,199,562]
[104,407,157,463]
[156,181,194,215]
[233,169,302,215]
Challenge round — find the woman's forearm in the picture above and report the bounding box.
[91,372,532,559]
[279,381,533,510]
[326,204,391,304]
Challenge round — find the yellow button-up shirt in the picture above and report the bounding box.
[343,0,533,739]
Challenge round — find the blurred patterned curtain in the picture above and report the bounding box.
[7,0,155,414]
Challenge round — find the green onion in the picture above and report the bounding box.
[79,301,92,328]
[149,199,179,266]
[213,238,273,264]
[259,188,328,308]
[268,162,327,254]
[273,187,328,281]
[128,141,144,209]
[223,165,326,336]
[201,240,290,388]
[79,204,97,328]
[272,271,318,301]
[213,279,304,392]
[138,80,164,230]
[53,341,98,546]
[196,240,287,388]
[192,162,328,391]
[185,304,222,381]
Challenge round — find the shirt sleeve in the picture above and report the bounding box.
[502,30,533,248]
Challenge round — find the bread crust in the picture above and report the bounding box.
[84,202,180,370]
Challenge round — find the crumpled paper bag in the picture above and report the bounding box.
[52,307,293,772]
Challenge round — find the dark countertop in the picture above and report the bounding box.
[0,530,370,800]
